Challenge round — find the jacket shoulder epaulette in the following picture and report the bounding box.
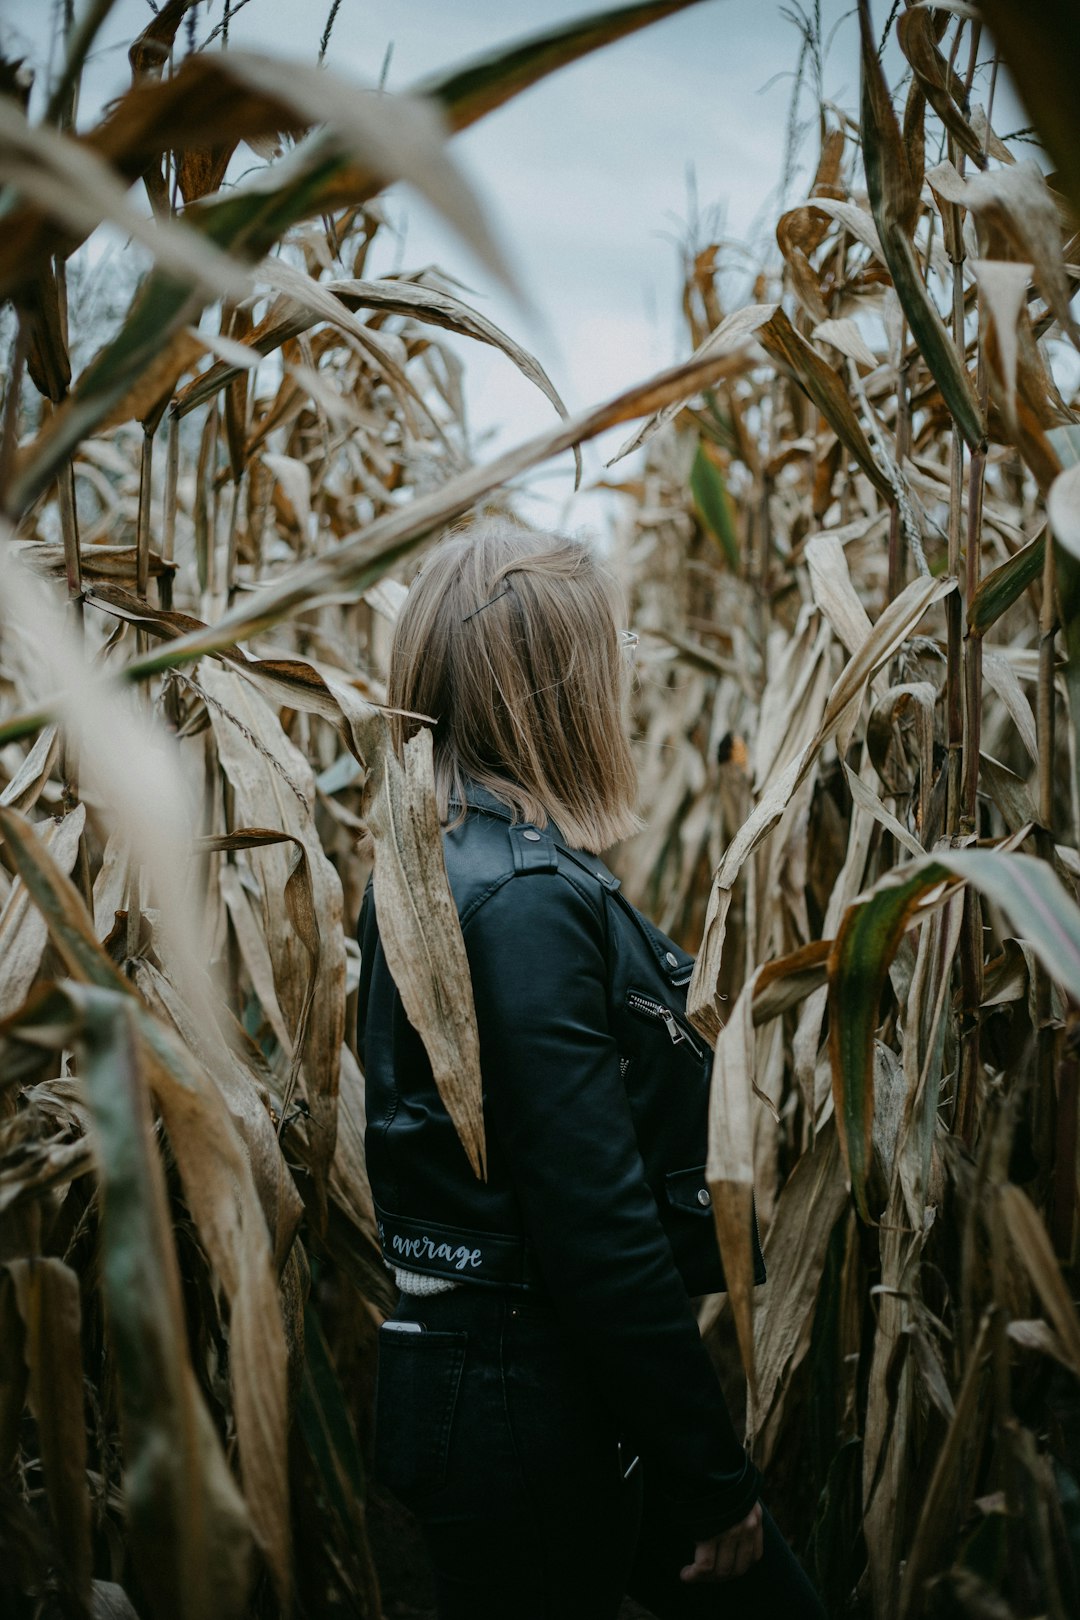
[507,820,559,875]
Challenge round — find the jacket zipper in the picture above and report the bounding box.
[626,991,705,1059]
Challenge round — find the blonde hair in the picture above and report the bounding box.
[386,517,638,854]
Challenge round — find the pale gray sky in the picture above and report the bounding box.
[4,0,1024,526]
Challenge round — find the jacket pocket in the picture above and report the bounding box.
[626,988,705,1059]
[665,1167,769,1285]
[664,1164,714,1215]
[373,1326,467,1505]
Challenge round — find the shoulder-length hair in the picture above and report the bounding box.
[386,517,638,854]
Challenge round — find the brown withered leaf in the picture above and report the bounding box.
[776,206,833,323]
[927,160,1079,351]
[363,726,486,1181]
[706,969,761,1400]
[1000,1183,1080,1375]
[134,962,302,1275]
[0,804,85,1019]
[172,269,578,481]
[127,978,292,1607]
[218,863,294,1056]
[689,572,955,1041]
[196,827,320,1126]
[859,0,985,451]
[742,1122,846,1450]
[0,805,129,995]
[8,1258,92,1606]
[0,726,60,817]
[897,7,987,169]
[200,665,345,1225]
[972,258,1031,445]
[755,307,893,502]
[73,985,256,1620]
[128,0,200,84]
[3,975,257,1620]
[899,1318,992,1614]
[18,542,173,584]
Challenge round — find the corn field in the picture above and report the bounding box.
[3,0,1080,1615]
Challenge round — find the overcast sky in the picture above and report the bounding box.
[5,0,1022,529]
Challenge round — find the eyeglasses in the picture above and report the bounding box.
[620,630,639,652]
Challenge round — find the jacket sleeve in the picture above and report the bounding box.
[462,870,761,1539]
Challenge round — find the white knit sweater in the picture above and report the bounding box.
[393,1266,459,1296]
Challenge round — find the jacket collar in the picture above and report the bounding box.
[450,779,621,890]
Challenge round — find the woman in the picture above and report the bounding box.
[357,519,825,1619]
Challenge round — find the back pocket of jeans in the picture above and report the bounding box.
[373,1327,468,1505]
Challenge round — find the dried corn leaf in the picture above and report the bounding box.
[706,969,759,1397]
[689,572,955,1040]
[744,1122,846,1447]
[128,989,292,1604]
[0,725,58,815]
[899,1318,992,1613]
[0,805,85,1019]
[176,271,580,484]
[363,726,485,1179]
[103,342,799,673]
[0,97,250,303]
[18,982,257,1620]
[858,0,985,451]
[756,308,893,500]
[897,7,986,169]
[201,666,344,1220]
[7,1258,91,1606]
[1000,1183,1080,1376]
[927,160,1079,351]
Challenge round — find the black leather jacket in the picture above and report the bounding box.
[357,783,766,1537]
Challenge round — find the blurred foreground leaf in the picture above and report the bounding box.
[977,0,1080,228]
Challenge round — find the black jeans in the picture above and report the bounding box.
[373,1287,827,1619]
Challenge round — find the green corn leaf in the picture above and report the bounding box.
[968,530,1045,637]
[690,442,740,568]
[828,863,935,1221]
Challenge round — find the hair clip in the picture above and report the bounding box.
[461,584,511,623]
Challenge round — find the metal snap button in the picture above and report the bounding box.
[697,1188,711,1207]
[665,951,679,967]
[522,829,541,842]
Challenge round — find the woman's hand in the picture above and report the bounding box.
[680,1501,764,1583]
